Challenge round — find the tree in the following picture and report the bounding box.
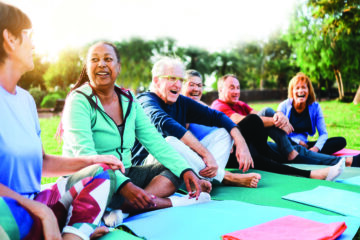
[18,53,49,90]
[308,0,360,100]
[263,33,299,90]
[43,48,83,90]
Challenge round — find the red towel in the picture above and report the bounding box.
[222,215,347,240]
[333,148,360,157]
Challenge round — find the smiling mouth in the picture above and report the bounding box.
[96,72,110,76]
[297,94,306,98]
[190,92,200,96]
[170,90,178,95]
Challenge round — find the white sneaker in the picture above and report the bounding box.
[103,209,129,227]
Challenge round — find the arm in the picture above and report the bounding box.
[229,127,253,172]
[42,149,124,177]
[0,184,62,240]
[252,109,293,134]
[311,104,328,152]
[180,131,218,178]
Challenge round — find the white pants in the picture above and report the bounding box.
[146,128,233,183]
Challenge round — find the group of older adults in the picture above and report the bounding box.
[1,2,359,239]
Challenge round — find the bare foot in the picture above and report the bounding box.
[199,179,212,193]
[222,171,261,188]
[310,158,345,181]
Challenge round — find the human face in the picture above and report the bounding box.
[87,43,120,90]
[182,76,203,102]
[13,29,35,72]
[154,65,185,104]
[292,80,309,104]
[220,76,240,104]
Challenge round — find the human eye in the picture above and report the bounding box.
[91,57,99,62]
[105,57,113,62]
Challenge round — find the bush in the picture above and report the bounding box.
[41,92,64,108]
[29,87,47,108]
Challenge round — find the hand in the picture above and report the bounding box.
[25,200,62,240]
[90,226,110,239]
[279,122,294,135]
[235,143,254,172]
[199,153,218,178]
[183,170,202,199]
[119,182,156,209]
[309,146,319,152]
[87,155,125,173]
[273,112,288,128]
[299,140,308,148]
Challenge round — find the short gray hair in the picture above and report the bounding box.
[151,56,185,79]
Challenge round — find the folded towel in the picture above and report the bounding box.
[222,215,346,240]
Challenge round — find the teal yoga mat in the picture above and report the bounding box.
[121,200,360,240]
[282,186,360,217]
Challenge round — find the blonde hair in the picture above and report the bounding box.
[288,73,316,105]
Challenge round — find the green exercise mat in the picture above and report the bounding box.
[212,168,360,216]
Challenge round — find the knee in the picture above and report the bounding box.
[165,136,179,145]
[242,114,263,127]
[257,107,276,117]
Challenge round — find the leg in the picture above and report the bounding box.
[166,136,225,182]
[308,137,347,155]
[268,142,343,165]
[45,164,119,239]
[0,197,43,240]
[200,128,233,182]
[257,107,296,159]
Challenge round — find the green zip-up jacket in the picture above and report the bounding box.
[62,83,192,188]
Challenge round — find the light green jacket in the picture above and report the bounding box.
[62,83,191,187]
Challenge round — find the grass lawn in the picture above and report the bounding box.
[40,100,360,184]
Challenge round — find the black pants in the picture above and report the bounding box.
[227,114,311,178]
[307,137,346,155]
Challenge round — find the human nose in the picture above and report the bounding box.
[98,59,106,67]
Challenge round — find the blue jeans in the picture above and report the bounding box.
[257,107,294,157]
[268,142,342,165]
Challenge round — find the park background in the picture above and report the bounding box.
[8,0,360,159]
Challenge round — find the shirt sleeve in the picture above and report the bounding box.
[211,100,238,118]
[137,93,188,139]
[133,98,192,178]
[313,103,328,150]
[187,98,236,133]
[240,101,253,115]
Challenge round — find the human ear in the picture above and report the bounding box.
[2,29,17,52]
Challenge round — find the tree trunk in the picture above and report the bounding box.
[333,69,344,100]
[354,85,360,104]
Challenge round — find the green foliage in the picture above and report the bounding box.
[18,54,49,90]
[40,91,67,108]
[43,48,83,90]
[29,87,47,108]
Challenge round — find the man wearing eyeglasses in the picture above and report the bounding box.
[131,57,260,188]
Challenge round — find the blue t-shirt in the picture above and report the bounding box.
[0,86,42,195]
[188,123,217,141]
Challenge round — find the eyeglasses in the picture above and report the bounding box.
[188,82,203,88]
[158,75,185,83]
[22,29,33,39]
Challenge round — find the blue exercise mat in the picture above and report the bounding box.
[282,186,360,218]
[336,176,360,186]
[122,200,360,240]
